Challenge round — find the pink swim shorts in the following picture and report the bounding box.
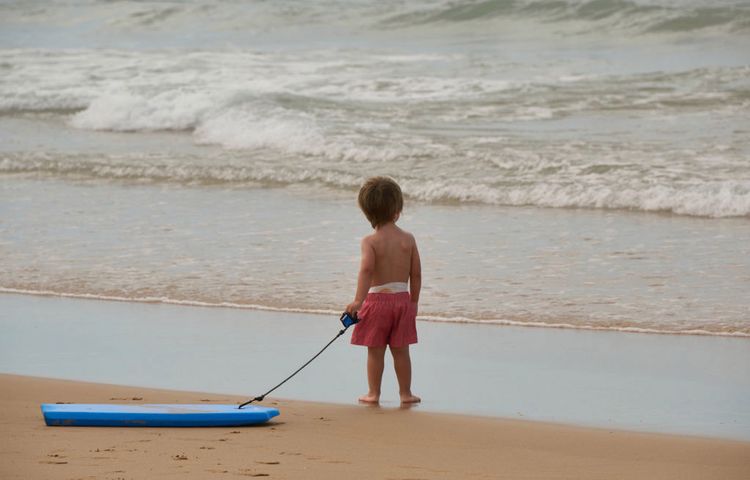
[351,292,418,348]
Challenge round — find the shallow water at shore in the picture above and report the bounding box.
[2,177,749,335]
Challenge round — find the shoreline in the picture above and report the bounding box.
[8,373,749,443]
[2,288,748,338]
[2,373,749,479]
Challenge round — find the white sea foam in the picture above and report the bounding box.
[193,106,326,153]
[403,178,750,218]
[3,152,750,218]
[71,91,218,131]
[3,287,748,338]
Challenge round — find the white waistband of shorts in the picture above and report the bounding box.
[368,282,409,294]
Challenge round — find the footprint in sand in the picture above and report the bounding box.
[43,453,68,464]
[39,453,68,465]
[238,468,269,477]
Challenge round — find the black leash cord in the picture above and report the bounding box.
[238,327,348,409]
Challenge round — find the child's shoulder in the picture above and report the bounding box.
[361,226,415,245]
[360,231,379,249]
[392,226,416,249]
[396,226,416,242]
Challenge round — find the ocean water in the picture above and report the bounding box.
[1,0,749,336]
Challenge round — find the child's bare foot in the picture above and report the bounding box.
[358,393,380,404]
[400,394,421,404]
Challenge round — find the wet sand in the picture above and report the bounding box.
[3,293,750,440]
[1,374,749,480]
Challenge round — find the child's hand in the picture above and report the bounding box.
[346,300,363,317]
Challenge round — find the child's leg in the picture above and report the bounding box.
[390,346,421,404]
[359,346,386,403]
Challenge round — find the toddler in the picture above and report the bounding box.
[346,176,421,404]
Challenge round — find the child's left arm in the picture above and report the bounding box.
[346,237,375,316]
[409,237,421,306]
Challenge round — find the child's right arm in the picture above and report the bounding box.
[346,236,375,316]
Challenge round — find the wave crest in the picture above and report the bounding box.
[382,0,750,34]
[3,154,749,218]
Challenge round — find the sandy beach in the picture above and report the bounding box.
[1,374,748,479]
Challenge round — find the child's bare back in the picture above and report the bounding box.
[363,223,419,293]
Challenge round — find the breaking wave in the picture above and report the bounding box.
[2,4,748,220]
[382,0,750,34]
[3,154,749,218]
[3,0,749,40]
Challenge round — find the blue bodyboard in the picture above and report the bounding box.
[41,403,279,427]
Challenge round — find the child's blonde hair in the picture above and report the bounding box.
[358,176,403,228]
